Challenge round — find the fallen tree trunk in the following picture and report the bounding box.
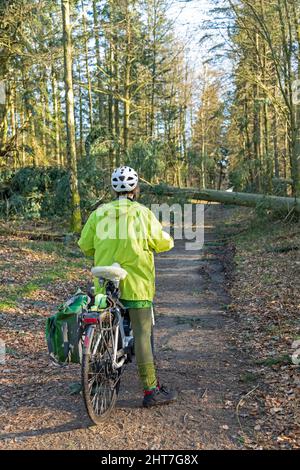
[0,225,66,242]
[140,184,300,214]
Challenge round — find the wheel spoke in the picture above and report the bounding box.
[83,321,122,422]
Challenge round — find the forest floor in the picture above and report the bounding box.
[0,204,299,450]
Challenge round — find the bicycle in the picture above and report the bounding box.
[80,264,134,425]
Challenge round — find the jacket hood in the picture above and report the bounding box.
[96,199,142,221]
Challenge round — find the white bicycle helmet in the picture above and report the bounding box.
[111,166,139,193]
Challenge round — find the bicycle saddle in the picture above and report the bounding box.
[91,263,128,282]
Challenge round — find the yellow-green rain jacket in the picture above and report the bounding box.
[78,198,174,301]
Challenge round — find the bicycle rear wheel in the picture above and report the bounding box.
[82,318,122,425]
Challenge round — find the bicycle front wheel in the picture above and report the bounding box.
[82,320,122,425]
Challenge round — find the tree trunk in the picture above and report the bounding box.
[20,104,26,166]
[51,66,61,166]
[141,184,300,213]
[81,0,93,128]
[149,0,157,140]
[123,0,131,154]
[114,45,120,167]
[292,0,300,195]
[77,63,84,159]
[273,106,279,178]
[244,91,255,186]
[0,82,9,152]
[61,0,82,233]
[92,0,103,123]
[108,33,114,169]
[41,75,47,164]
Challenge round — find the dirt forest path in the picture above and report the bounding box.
[0,204,252,450]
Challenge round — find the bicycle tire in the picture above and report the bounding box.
[82,320,122,425]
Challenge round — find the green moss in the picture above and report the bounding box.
[256,355,292,367]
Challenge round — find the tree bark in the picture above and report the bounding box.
[141,184,300,213]
[51,66,61,166]
[81,0,93,128]
[123,0,131,154]
[92,0,103,123]
[61,0,82,233]
[77,63,84,159]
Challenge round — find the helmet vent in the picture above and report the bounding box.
[111,166,138,192]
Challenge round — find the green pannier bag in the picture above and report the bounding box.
[45,290,89,365]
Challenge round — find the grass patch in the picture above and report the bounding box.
[176,316,203,327]
[6,347,22,358]
[0,300,17,310]
[192,290,202,297]
[216,207,294,247]
[204,240,226,246]
[240,372,258,383]
[12,239,84,259]
[221,303,231,311]
[0,235,87,310]
[256,355,292,367]
[0,269,69,303]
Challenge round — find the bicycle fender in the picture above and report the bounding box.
[83,325,95,354]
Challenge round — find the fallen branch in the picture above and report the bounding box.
[236,385,259,431]
[0,227,67,242]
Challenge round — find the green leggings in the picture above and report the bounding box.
[128,308,157,390]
